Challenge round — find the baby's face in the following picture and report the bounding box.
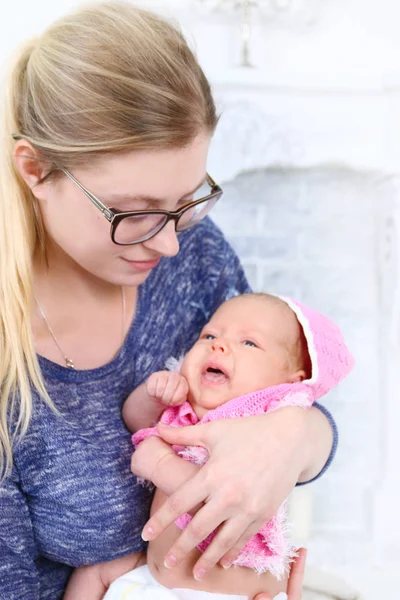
[180,295,301,418]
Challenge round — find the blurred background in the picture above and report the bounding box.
[1,1,399,598]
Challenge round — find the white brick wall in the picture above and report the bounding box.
[210,168,395,597]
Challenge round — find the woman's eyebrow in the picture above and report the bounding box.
[107,174,207,205]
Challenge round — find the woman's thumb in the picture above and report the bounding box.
[156,422,207,447]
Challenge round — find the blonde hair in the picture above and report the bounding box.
[0,1,218,478]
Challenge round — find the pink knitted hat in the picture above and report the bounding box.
[279,296,355,401]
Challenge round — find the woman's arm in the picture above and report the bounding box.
[297,404,334,483]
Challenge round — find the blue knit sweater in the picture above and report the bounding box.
[0,218,337,599]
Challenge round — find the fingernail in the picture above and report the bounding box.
[194,568,206,581]
[141,526,154,541]
[221,560,231,569]
[273,594,288,600]
[164,554,177,568]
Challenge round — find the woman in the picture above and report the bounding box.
[0,2,336,599]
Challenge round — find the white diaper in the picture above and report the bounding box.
[103,564,288,600]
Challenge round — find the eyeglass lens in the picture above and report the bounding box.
[114,181,219,245]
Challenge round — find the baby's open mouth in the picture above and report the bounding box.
[201,365,229,385]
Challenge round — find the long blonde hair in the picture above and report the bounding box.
[0,1,218,478]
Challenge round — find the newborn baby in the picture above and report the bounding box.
[65,293,354,600]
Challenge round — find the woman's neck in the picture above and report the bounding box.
[32,240,138,369]
[33,240,120,303]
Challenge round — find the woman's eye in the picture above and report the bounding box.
[243,340,257,348]
[203,334,216,340]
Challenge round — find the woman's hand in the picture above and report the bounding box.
[254,548,307,600]
[141,408,317,581]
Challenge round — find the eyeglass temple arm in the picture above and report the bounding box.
[61,169,114,221]
[207,173,218,188]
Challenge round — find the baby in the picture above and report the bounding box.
[64,293,354,600]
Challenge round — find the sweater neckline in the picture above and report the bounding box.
[38,284,144,382]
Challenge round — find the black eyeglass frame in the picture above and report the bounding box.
[11,135,223,246]
[61,168,223,246]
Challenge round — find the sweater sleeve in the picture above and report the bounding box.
[296,401,338,486]
[0,467,40,600]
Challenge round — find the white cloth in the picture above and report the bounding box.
[103,564,288,600]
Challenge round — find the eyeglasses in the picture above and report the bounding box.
[60,168,223,245]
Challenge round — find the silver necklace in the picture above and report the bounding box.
[36,286,126,369]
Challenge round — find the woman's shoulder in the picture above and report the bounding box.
[172,217,234,273]
[151,217,246,290]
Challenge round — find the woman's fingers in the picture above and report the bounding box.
[163,505,241,575]
[250,548,307,600]
[287,548,307,599]
[216,517,267,569]
[141,472,206,541]
[156,421,210,447]
[190,515,252,577]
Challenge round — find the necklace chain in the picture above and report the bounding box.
[35,287,126,369]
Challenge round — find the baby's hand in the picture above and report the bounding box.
[146,371,189,407]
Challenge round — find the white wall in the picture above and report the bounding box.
[1,1,399,598]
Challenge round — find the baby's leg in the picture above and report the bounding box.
[64,551,146,600]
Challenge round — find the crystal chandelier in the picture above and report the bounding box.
[196,0,310,68]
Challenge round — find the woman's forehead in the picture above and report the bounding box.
[78,134,211,196]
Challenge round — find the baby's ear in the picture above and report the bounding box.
[288,369,306,383]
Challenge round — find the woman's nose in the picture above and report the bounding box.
[211,338,230,354]
[143,220,179,257]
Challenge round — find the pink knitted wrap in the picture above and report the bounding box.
[132,297,354,578]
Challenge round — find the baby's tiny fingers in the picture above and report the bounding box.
[146,377,157,397]
[169,379,189,405]
[155,376,168,399]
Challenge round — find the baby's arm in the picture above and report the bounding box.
[131,435,200,502]
[63,551,146,600]
[123,371,189,432]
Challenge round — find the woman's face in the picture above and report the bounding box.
[20,133,211,286]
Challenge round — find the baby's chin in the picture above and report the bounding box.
[190,388,235,419]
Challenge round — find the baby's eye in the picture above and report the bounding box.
[200,332,216,341]
[243,340,257,348]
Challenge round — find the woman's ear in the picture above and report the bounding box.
[13,140,50,197]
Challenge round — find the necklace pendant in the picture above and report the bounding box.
[65,357,75,369]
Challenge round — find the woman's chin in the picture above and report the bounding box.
[106,267,154,287]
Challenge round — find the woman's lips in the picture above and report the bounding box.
[121,257,160,272]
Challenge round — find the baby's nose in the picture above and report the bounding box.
[211,338,229,353]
